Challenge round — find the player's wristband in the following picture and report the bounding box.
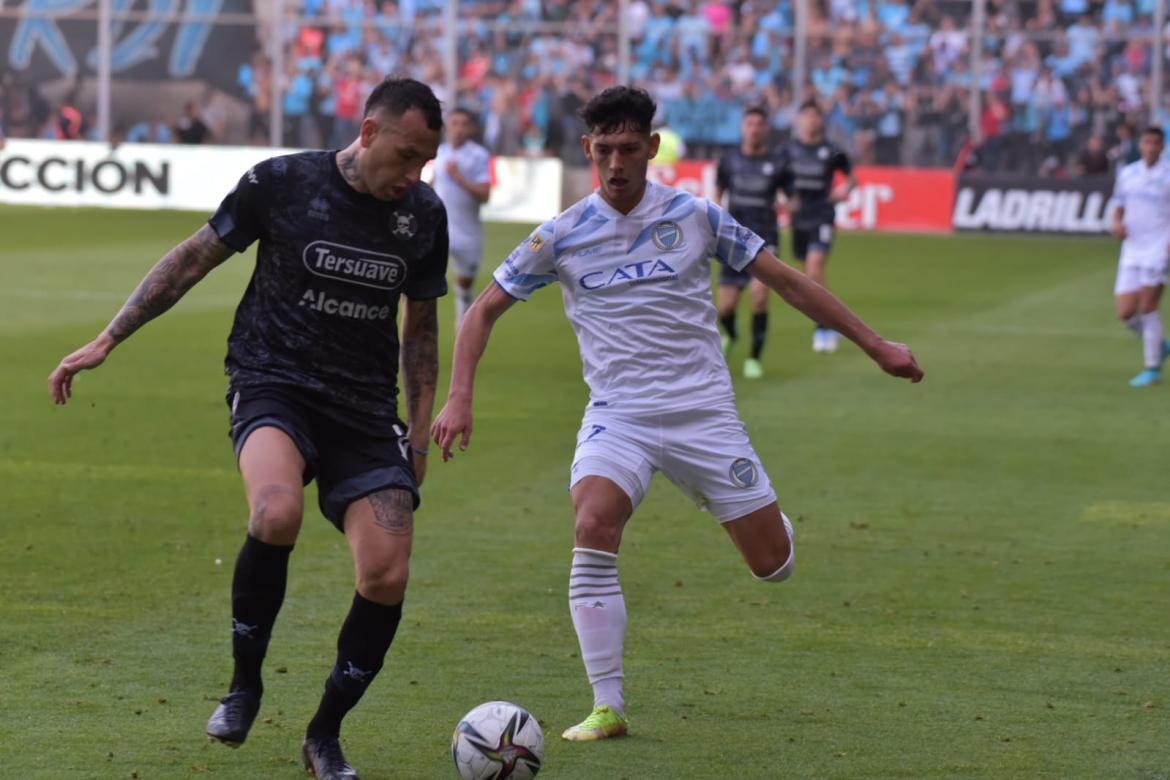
[411,445,429,457]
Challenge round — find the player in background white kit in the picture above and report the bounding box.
[433,108,492,328]
[1112,126,1170,387]
[431,87,923,742]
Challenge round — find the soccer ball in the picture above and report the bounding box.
[451,700,544,779]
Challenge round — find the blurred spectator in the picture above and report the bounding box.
[1,73,50,138]
[874,81,904,164]
[978,92,1009,171]
[331,57,364,148]
[126,119,174,144]
[929,16,967,73]
[238,50,273,144]
[1110,122,1140,167]
[55,90,86,140]
[281,60,315,147]
[1076,134,1110,175]
[174,102,210,144]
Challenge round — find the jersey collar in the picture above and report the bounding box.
[591,180,658,220]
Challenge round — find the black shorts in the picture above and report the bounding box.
[718,244,776,289]
[792,222,835,261]
[227,384,418,532]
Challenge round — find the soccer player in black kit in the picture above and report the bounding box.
[779,100,857,353]
[48,78,447,780]
[715,104,786,379]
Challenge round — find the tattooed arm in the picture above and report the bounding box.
[48,224,234,404]
[400,296,439,485]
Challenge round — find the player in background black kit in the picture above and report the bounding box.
[48,78,447,780]
[714,105,787,379]
[778,100,858,353]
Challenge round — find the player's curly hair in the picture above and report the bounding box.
[364,77,443,131]
[580,86,657,136]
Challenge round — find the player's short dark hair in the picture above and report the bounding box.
[363,77,443,131]
[449,106,478,125]
[1142,125,1165,140]
[580,86,657,135]
[798,99,822,115]
[743,104,768,120]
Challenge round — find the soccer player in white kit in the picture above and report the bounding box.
[431,87,923,742]
[1112,126,1170,387]
[433,108,492,327]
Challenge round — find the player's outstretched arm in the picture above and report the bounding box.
[401,296,439,485]
[48,224,234,404]
[748,249,924,382]
[430,282,517,461]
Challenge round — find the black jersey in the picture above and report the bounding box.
[714,149,785,245]
[209,151,448,420]
[777,139,852,229]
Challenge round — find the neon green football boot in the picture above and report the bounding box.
[561,705,629,742]
[743,357,764,379]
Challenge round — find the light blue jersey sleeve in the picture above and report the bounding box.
[703,200,766,271]
[492,219,558,301]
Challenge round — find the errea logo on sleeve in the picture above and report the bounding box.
[302,240,407,290]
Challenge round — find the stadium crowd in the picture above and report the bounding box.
[237,0,1160,172]
[0,0,1162,174]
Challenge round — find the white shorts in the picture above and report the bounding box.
[569,405,778,523]
[1115,260,1170,295]
[450,243,484,279]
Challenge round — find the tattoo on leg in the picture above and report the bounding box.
[368,490,414,536]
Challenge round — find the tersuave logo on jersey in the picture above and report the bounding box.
[299,289,392,320]
[302,240,407,290]
[578,259,679,290]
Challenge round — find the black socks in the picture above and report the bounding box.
[751,312,768,360]
[229,535,293,695]
[306,592,403,738]
[720,312,738,342]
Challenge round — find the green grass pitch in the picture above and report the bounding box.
[2,205,1168,778]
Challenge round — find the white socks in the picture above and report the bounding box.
[454,284,474,328]
[569,548,626,714]
[754,512,796,582]
[1141,311,1164,368]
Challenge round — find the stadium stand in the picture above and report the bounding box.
[0,0,1161,173]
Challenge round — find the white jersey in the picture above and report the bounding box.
[1115,157,1170,261]
[433,140,491,248]
[493,180,765,415]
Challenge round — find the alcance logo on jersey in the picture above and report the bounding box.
[303,240,407,290]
